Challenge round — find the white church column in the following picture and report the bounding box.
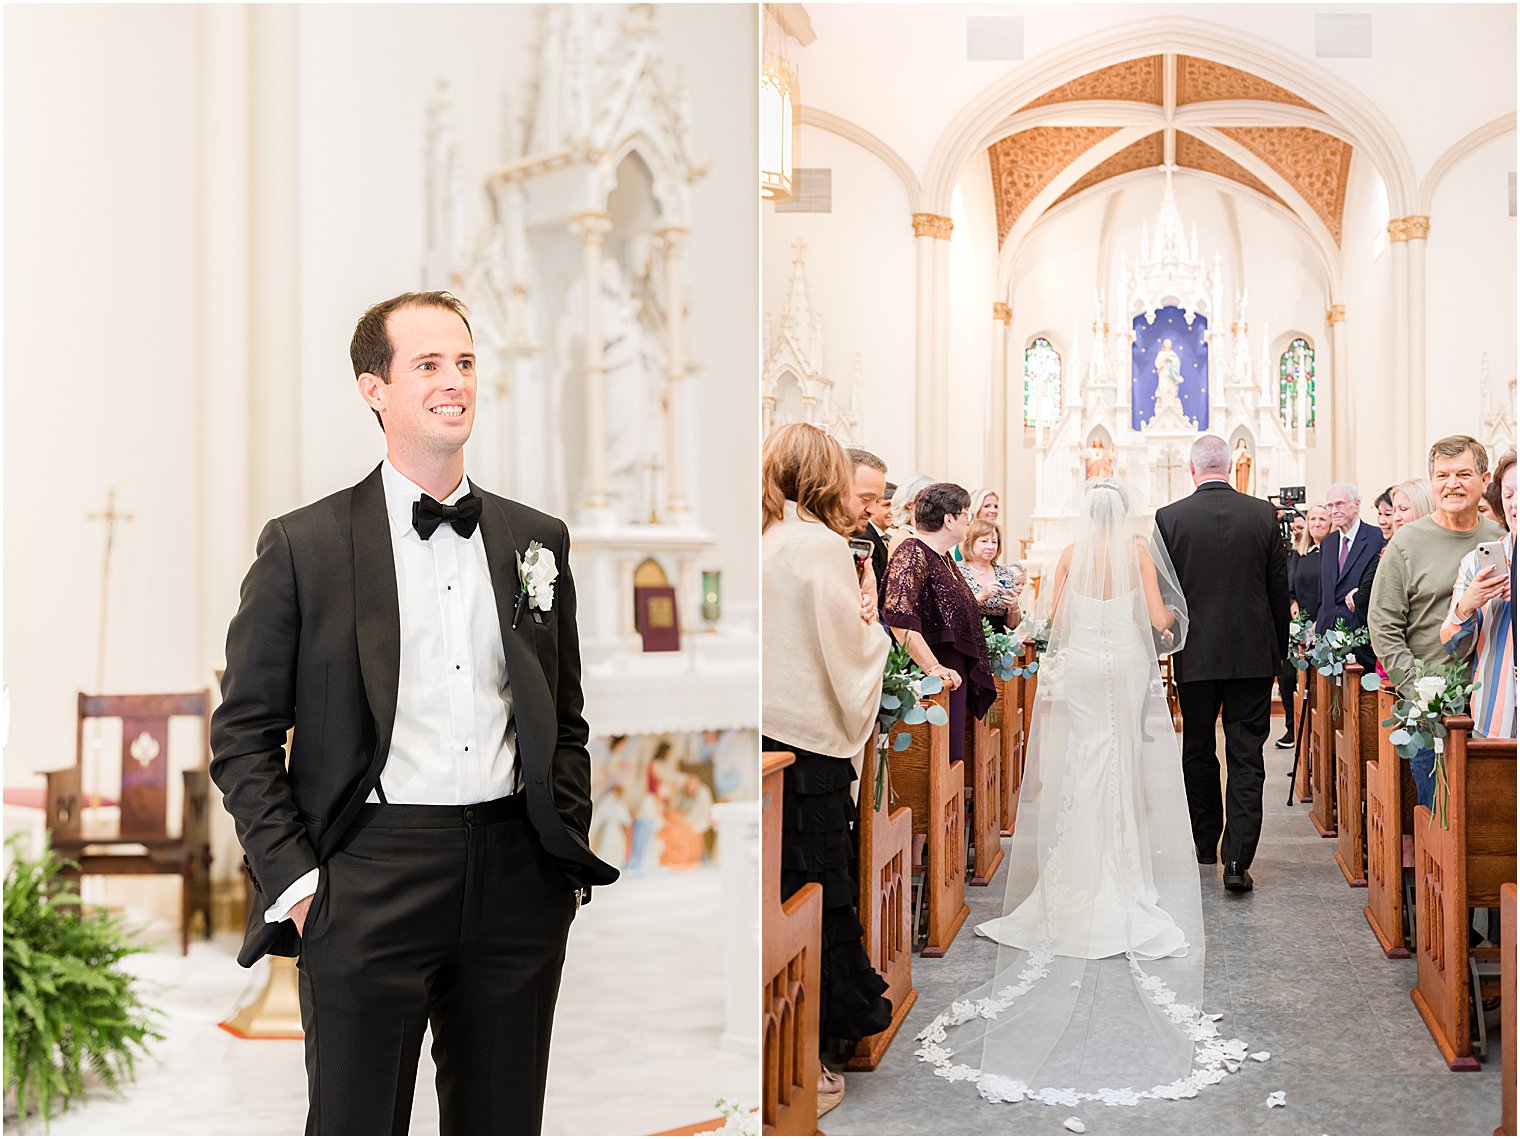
[197,5,253,677]
[1387,219,1412,475]
[912,212,953,474]
[1328,304,1351,474]
[1403,216,1431,466]
[990,302,1012,500]
[658,225,694,522]
[573,211,614,517]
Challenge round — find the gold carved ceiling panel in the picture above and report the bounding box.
[1022,56,1164,110]
[988,126,1121,242]
[1215,126,1353,243]
[1174,132,1287,209]
[1175,56,1319,110]
[1051,133,1164,208]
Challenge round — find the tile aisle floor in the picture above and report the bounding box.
[8,866,754,1136]
[826,717,1507,1136]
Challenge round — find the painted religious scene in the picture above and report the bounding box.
[4,5,758,1136]
[762,3,1515,1136]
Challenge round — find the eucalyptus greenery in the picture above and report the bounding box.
[3,836,162,1124]
[874,643,947,810]
[985,619,1036,683]
[1286,611,1316,670]
[1380,659,1477,829]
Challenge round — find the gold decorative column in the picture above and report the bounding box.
[657,226,692,519]
[572,212,614,513]
[1387,217,1412,474]
[990,301,1012,506]
[912,212,953,474]
[1400,215,1431,467]
[1327,304,1350,475]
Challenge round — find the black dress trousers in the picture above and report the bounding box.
[296,795,577,1135]
[1176,676,1272,868]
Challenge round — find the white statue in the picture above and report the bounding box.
[1152,338,1185,419]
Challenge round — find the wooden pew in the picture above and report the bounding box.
[994,669,1025,837]
[964,710,1004,887]
[1020,639,1040,748]
[847,736,918,1071]
[1410,718,1517,1071]
[1308,667,1340,837]
[1334,662,1378,887]
[761,751,821,1136]
[1293,667,1314,804]
[1365,685,1418,958]
[886,690,969,958]
[1499,882,1515,1135]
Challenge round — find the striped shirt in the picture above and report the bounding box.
[1445,534,1516,738]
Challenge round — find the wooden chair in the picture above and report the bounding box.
[1293,668,1315,804]
[847,735,918,1071]
[887,690,968,958]
[1498,882,1515,1136]
[46,692,214,955]
[761,751,821,1136]
[963,711,1003,888]
[1409,718,1516,1071]
[1365,684,1418,958]
[1308,668,1339,837]
[994,672,1025,837]
[1334,662,1378,887]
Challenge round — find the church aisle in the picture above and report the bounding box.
[827,717,1505,1136]
[7,868,752,1136]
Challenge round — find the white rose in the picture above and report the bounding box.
[534,582,555,612]
[1413,676,1445,703]
[529,549,558,585]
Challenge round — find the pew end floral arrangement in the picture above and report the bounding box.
[1380,659,1476,830]
[1299,618,1376,715]
[874,643,948,810]
[984,619,1036,683]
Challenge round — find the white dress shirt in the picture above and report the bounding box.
[265,460,518,923]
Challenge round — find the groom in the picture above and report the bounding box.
[1156,435,1290,893]
[210,291,618,1134]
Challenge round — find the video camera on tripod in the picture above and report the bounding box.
[1268,486,1307,549]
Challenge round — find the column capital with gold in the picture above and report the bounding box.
[912,212,954,241]
[1387,215,1431,243]
[1327,304,1346,325]
[992,301,1012,324]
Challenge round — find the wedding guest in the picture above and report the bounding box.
[760,423,892,1112]
[1007,561,1028,611]
[958,519,1021,632]
[1318,482,1384,670]
[1374,488,1397,540]
[1370,435,1505,808]
[1357,479,1437,681]
[847,447,891,591]
[1441,448,1515,737]
[887,473,933,556]
[882,483,997,762]
[1276,507,1324,748]
[954,488,1002,561]
[873,483,896,531]
[1479,470,1507,531]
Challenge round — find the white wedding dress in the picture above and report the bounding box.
[916,480,1252,1106]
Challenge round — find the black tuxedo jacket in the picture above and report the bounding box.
[1317,520,1384,634]
[1155,481,1291,684]
[861,523,890,608]
[210,465,618,967]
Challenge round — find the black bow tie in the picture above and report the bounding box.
[412,491,482,540]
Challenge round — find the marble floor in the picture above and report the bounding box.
[9,866,755,1136]
[826,716,1508,1136]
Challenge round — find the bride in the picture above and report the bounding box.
[915,479,1252,1105]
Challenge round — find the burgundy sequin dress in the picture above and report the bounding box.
[882,537,997,760]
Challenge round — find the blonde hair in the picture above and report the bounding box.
[1295,504,1329,556]
[760,423,856,535]
[969,488,999,519]
[961,519,1003,564]
[1394,477,1436,521]
[891,473,933,531]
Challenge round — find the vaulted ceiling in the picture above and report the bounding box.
[987,55,1354,249]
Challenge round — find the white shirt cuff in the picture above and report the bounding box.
[263,867,319,924]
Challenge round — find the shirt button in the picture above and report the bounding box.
[455,665,461,670]
[464,745,470,752]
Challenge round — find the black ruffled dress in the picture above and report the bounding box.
[762,736,893,1046]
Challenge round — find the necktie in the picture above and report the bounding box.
[1338,531,1351,571]
[412,491,483,540]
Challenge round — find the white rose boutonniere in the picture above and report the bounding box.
[517,540,559,618]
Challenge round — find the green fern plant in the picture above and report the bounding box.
[3,835,162,1124]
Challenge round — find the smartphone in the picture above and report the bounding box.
[847,537,875,580]
[1474,541,1509,579]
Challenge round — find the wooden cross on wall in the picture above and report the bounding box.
[86,488,134,693]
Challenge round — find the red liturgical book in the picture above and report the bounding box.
[634,586,681,652]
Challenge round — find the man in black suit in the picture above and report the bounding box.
[210,292,618,1135]
[848,447,890,604]
[1156,435,1291,893]
[1317,481,1384,668]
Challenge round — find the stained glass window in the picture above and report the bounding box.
[1024,337,1063,428]
[1278,338,1316,428]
